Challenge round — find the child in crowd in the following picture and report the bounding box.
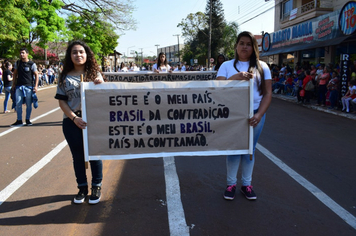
[341,80,356,113]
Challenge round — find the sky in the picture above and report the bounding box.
[115,0,275,57]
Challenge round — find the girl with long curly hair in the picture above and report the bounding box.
[55,40,104,205]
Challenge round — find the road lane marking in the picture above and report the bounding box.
[0,107,61,137]
[0,140,67,206]
[163,156,190,236]
[257,143,356,230]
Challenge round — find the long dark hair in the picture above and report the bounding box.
[59,40,103,84]
[157,52,168,67]
[233,31,265,96]
[214,54,226,71]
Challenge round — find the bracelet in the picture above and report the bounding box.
[73,116,77,121]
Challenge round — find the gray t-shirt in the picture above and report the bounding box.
[55,73,103,118]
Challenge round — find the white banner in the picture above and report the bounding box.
[81,78,253,161]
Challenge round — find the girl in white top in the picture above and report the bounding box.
[119,62,128,72]
[152,52,171,73]
[217,31,272,201]
[341,80,356,113]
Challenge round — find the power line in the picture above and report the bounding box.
[238,5,274,26]
[232,1,274,23]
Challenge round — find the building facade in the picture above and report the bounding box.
[261,0,356,69]
[157,44,184,65]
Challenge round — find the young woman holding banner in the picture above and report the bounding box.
[55,40,104,204]
[152,52,171,72]
[216,31,272,201]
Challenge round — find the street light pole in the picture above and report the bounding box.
[127,46,135,63]
[155,44,160,56]
[173,34,180,63]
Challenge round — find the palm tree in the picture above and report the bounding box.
[221,22,239,59]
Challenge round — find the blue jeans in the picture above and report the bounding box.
[0,78,3,93]
[329,90,338,108]
[15,86,33,120]
[226,110,266,186]
[62,118,103,187]
[3,86,11,111]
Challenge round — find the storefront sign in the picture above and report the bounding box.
[263,10,344,52]
[262,33,271,52]
[339,1,356,35]
[340,54,350,97]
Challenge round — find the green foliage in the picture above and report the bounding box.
[222,22,239,59]
[66,12,120,60]
[0,0,65,58]
[178,0,238,65]
[177,12,208,42]
[0,0,135,60]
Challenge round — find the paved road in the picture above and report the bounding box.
[0,86,355,236]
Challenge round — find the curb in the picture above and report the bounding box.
[273,94,356,121]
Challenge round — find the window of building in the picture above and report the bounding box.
[283,0,293,16]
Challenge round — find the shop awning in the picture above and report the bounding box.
[260,35,351,57]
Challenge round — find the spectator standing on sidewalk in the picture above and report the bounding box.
[55,40,104,204]
[11,47,39,127]
[316,66,330,106]
[302,70,312,104]
[327,71,339,109]
[341,80,356,113]
[217,31,272,201]
[0,61,3,94]
[296,67,306,103]
[3,61,13,113]
[47,65,54,84]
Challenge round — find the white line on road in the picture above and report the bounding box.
[256,143,356,230]
[0,107,61,137]
[163,156,190,236]
[0,140,67,206]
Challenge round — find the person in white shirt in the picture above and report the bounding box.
[152,52,171,73]
[119,62,128,72]
[217,31,272,201]
[181,63,186,71]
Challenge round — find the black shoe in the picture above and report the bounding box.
[25,119,33,126]
[89,186,101,204]
[74,186,88,204]
[10,120,23,127]
[240,185,257,200]
[223,184,236,200]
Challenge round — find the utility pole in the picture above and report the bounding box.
[208,0,212,69]
[155,44,160,56]
[173,34,180,63]
[139,48,143,67]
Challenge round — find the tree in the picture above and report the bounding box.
[0,0,136,59]
[0,0,65,58]
[177,12,208,42]
[60,0,136,31]
[33,46,59,62]
[178,0,228,66]
[221,22,239,59]
[205,0,226,61]
[66,12,120,62]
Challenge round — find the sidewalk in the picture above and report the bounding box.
[273,93,356,121]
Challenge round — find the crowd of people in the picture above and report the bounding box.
[1,34,355,206]
[0,58,61,115]
[270,60,356,113]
